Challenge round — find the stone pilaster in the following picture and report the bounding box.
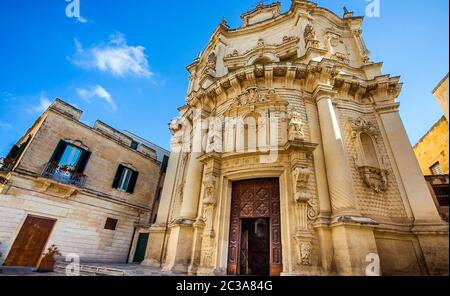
[162,109,209,273]
[314,86,380,275]
[376,104,444,224]
[142,117,186,268]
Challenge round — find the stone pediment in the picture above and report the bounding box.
[241,2,281,28]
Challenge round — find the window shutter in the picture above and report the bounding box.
[127,170,139,194]
[112,165,124,189]
[76,151,91,173]
[50,140,67,163]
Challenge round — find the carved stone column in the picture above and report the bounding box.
[179,110,207,220]
[315,88,360,217]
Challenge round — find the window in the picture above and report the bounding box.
[112,165,139,194]
[131,141,139,150]
[430,162,444,175]
[59,145,83,168]
[161,155,169,173]
[49,140,91,173]
[104,218,118,231]
[118,167,133,191]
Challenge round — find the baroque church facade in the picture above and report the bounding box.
[143,1,449,276]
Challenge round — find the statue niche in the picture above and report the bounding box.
[351,117,389,193]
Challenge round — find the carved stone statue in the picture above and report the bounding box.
[203,174,217,206]
[289,111,305,141]
[169,117,183,135]
[304,24,319,48]
[206,120,216,153]
[206,52,217,73]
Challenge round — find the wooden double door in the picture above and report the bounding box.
[4,216,56,267]
[227,178,282,276]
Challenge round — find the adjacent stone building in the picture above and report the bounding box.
[0,99,163,267]
[414,74,449,222]
[143,1,449,276]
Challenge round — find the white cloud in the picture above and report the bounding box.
[70,33,152,78]
[32,93,52,113]
[0,121,13,130]
[2,91,17,102]
[76,85,117,111]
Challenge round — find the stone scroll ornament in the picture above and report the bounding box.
[292,167,318,266]
[293,167,318,222]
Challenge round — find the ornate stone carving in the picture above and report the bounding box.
[295,234,314,267]
[283,36,298,43]
[351,117,378,140]
[300,242,312,266]
[293,167,310,198]
[358,166,389,193]
[237,87,264,106]
[177,181,185,202]
[304,24,319,48]
[257,38,265,48]
[292,167,319,228]
[169,117,183,135]
[288,111,305,141]
[206,120,217,153]
[202,174,217,206]
[206,52,217,70]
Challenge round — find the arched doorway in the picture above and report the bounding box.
[227,178,282,276]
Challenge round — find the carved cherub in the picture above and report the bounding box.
[288,111,305,141]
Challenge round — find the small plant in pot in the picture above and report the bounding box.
[38,245,61,273]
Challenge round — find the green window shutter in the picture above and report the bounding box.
[127,170,139,194]
[76,151,91,173]
[49,140,68,164]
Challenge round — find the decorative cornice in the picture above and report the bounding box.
[187,60,402,112]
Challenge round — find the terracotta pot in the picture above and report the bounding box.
[37,256,56,273]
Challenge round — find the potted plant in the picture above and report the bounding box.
[37,245,61,273]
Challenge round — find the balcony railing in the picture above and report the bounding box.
[0,158,14,172]
[42,162,87,187]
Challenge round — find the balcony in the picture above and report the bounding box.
[42,162,87,188]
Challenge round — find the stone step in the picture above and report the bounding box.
[54,262,127,276]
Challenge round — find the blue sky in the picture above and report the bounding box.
[0,0,448,156]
